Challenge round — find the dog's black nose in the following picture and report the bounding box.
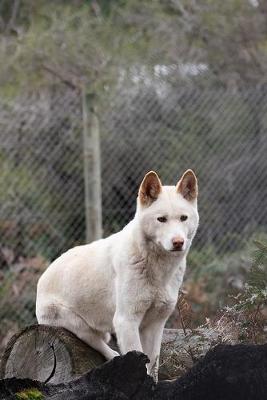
[172,237,184,250]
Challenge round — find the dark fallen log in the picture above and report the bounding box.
[1,345,267,400]
[156,343,267,400]
[0,352,153,400]
[0,324,224,383]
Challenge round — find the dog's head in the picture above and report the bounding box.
[136,170,199,254]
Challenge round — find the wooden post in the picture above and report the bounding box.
[82,87,102,243]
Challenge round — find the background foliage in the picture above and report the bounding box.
[1,0,267,94]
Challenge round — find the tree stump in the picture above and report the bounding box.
[0,325,224,383]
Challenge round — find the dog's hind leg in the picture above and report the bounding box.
[36,302,119,360]
[74,327,119,360]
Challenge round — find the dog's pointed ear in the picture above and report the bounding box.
[176,169,198,201]
[139,171,162,206]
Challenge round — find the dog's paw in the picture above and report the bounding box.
[110,349,120,358]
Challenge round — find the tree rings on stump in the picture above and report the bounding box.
[0,324,106,384]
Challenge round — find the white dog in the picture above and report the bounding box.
[36,169,199,377]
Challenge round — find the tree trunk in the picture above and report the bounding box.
[0,325,222,383]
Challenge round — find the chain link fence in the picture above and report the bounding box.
[1,85,267,356]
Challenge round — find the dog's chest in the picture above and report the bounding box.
[138,286,177,329]
[124,254,184,319]
[137,274,179,321]
[153,284,178,314]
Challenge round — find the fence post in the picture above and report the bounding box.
[82,87,103,243]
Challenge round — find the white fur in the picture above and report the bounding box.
[36,170,199,378]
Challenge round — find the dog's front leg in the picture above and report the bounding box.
[113,311,143,354]
[140,319,167,380]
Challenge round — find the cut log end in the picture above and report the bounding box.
[0,324,106,384]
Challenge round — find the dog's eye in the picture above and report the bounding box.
[180,215,188,222]
[157,216,167,223]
